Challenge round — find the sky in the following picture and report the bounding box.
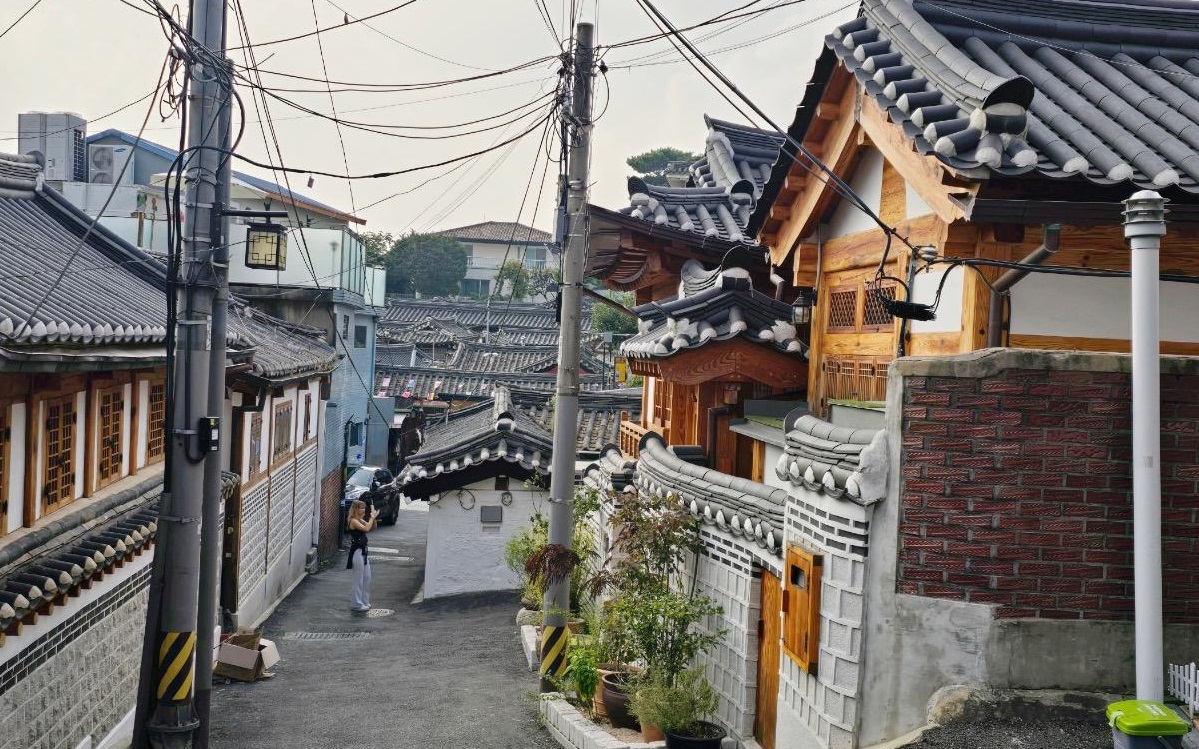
[0,0,857,237]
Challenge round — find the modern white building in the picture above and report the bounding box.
[432,221,555,300]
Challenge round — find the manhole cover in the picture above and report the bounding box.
[366,608,394,618]
[283,632,371,641]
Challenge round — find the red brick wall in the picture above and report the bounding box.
[318,469,344,558]
[899,366,1199,622]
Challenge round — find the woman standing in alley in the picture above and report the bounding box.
[346,499,377,614]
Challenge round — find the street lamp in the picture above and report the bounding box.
[245,222,288,271]
[1124,189,1168,701]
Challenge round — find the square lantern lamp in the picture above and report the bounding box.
[245,222,288,270]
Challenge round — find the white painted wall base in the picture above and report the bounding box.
[94,708,135,749]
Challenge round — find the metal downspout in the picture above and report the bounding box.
[986,224,1061,348]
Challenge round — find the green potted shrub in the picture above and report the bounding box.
[629,667,727,749]
[504,510,547,615]
[565,636,600,718]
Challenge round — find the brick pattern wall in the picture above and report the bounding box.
[293,446,318,544]
[268,460,296,564]
[898,368,1199,621]
[318,469,343,557]
[0,565,150,749]
[239,479,270,604]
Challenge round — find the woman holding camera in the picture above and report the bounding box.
[346,499,377,614]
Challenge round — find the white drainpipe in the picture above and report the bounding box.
[1124,189,1168,701]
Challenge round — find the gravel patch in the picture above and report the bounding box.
[910,718,1113,749]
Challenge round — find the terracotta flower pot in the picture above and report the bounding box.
[641,722,665,742]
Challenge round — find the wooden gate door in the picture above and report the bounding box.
[755,570,781,749]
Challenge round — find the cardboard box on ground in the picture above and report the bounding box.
[214,630,280,682]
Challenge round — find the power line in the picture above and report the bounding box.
[309,0,358,216]
[229,0,424,50]
[0,0,45,41]
[320,0,493,71]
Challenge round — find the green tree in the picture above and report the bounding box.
[528,264,561,300]
[493,260,532,300]
[384,232,468,297]
[359,230,394,266]
[591,291,639,336]
[626,147,702,186]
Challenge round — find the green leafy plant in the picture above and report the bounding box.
[566,636,600,716]
[505,511,548,607]
[628,667,719,736]
[525,543,580,589]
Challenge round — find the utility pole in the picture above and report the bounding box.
[1125,190,1168,701]
[138,0,229,746]
[540,21,594,690]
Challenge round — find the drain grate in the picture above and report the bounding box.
[366,608,394,618]
[283,631,371,641]
[369,555,415,563]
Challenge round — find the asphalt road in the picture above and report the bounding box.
[209,503,557,749]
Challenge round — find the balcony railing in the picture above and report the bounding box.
[619,420,649,459]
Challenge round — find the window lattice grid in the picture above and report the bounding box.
[303,393,313,445]
[272,402,294,462]
[863,283,897,329]
[250,412,264,477]
[43,397,77,508]
[97,388,124,485]
[147,383,166,461]
[826,287,859,331]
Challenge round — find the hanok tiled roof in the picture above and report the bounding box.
[824,0,1199,192]
[376,343,433,369]
[634,431,788,557]
[619,116,784,244]
[447,341,604,375]
[775,413,888,505]
[0,152,336,378]
[0,154,168,353]
[433,221,553,244]
[621,260,806,360]
[381,299,577,330]
[398,386,554,497]
[374,366,606,399]
[509,388,642,456]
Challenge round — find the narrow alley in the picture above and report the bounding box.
[209,503,556,749]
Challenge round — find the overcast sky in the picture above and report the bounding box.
[0,0,855,236]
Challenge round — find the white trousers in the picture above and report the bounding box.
[350,551,371,611]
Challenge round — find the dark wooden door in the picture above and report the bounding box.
[755,570,781,749]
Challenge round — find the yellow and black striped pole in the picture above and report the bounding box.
[156,631,197,703]
[540,625,569,682]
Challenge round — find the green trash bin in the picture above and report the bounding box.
[1106,700,1192,749]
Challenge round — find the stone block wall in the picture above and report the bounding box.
[776,489,870,749]
[318,469,343,556]
[0,561,150,749]
[897,356,1199,621]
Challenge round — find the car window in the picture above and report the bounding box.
[347,468,374,487]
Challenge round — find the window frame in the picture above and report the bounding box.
[95,385,126,490]
[248,411,264,482]
[354,324,367,348]
[825,285,860,333]
[42,393,79,514]
[0,403,10,535]
[862,281,898,331]
[146,380,167,464]
[271,400,294,466]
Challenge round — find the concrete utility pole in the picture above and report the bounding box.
[1124,190,1168,701]
[139,0,230,746]
[540,21,595,690]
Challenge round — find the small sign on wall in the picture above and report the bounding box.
[480,505,503,524]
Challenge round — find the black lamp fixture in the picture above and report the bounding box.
[791,287,816,326]
[223,207,291,271]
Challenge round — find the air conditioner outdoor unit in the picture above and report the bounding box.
[88,144,133,186]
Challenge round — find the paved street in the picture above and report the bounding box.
[210,502,557,749]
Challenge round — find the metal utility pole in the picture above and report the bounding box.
[540,21,594,690]
[138,0,229,746]
[1125,190,1168,701]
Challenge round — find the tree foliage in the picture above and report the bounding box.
[359,230,394,266]
[626,146,702,186]
[383,232,468,297]
[591,291,639,336]
[493,260,532,300]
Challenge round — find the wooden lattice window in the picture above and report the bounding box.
[783,544,823,674]
[272,401,293,462]
[146,382,167,463]
[0,406,9,533]
[43,395,77,510]
[863,283,897,330]
[249,412,263,479]
[97,387,125,488]
[820,354,891,410]
[826,287,859,332]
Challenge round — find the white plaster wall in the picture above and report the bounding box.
[1010,275,1199,342]
[135,381,149,470]
[910,265,964,334]
[905,182,933,219]
[73,391,85,502]
[7,403,25,533]
[423,482,543,599]
[121,384,132,477]
[764,443,787,493]
[826,149,884,239]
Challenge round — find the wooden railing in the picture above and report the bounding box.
[619,420,649,459]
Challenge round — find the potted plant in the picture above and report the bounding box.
[565,636,599,718]
[629,667,727,749]
[504,510,547,619]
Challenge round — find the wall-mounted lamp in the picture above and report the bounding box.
[791,287,816,326]
[246,222,288,270]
